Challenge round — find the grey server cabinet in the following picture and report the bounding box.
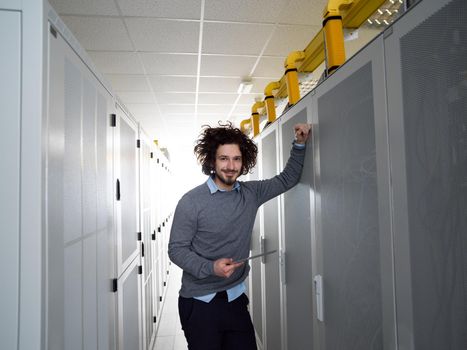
[0,9,21,350]
[310,33,394,350]
[246,162,264,349]
[385,0,467,348]
[278,101,315,350]
[46,21,117,350]
[259,123,283,350]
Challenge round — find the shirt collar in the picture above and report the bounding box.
[206,175,241,194]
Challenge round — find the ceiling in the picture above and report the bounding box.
[48,0,388,171]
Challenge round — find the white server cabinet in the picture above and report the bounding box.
[0,8,21,350]
[46,19,117,350]
[139,130,159,350]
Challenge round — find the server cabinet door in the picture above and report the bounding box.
[140,135,156,349]
[312,37,389,350]
[385,0,467,348]
[247,162,264,346]
[260,124,283,350]
[115,107,140,277]
[279,105,314,350]
[118,258,142,350]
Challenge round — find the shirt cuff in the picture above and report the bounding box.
[292,141,306,149]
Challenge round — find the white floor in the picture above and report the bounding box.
[153,263,188,350]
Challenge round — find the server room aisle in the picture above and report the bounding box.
[153,264,188,350]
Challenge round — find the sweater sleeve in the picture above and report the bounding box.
[256,145,306,205]
[168,195,215,279]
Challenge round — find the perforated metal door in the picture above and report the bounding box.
[317,62,383,350]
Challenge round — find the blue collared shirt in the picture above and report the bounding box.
[194,176,245,303]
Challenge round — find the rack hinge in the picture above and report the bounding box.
[50,25,57,38]
[137,232,142,241]
[136,139,141,148]
[112,278,118,293]
[110,114,116,127]
[138,265,142,275]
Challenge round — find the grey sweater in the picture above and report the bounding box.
[168,145,306,298]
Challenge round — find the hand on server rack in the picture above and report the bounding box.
[294,123,312,144]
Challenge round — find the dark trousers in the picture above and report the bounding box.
[178,292,257,350]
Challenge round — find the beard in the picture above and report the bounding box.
[215,170,239,186]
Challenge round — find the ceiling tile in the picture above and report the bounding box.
[61,16,133,51]
[126,18,200,52]
[199,77,240,93]
[264,24,320,56]
[159,105,195,114]
[105,74,151,91]
[117,0,202,19]
[197,105,233,114]
[200,55,257,77]
[197,115,227,125]
[197,93,238,104]
[155,93,196,104]
[116,91,155,104]
[88,52,145,74]
[231,105,251,116]
[253,56,285,78]
[237,94,263,105]
[204,0,287,23]
[277,0,328,26]
[49,0,118,15]
[148,76,197,92]
[203,22,274,55]
[163,114,196,124]
[140,53,198,75]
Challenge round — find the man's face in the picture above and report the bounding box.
[213,144,243,190]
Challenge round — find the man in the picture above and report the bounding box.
[168,121,311,349]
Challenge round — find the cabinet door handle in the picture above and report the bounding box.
[314,274,324,322]
[116,179,121,201]
[260,237,266,263]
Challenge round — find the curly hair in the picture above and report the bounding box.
[194,121,258,176]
